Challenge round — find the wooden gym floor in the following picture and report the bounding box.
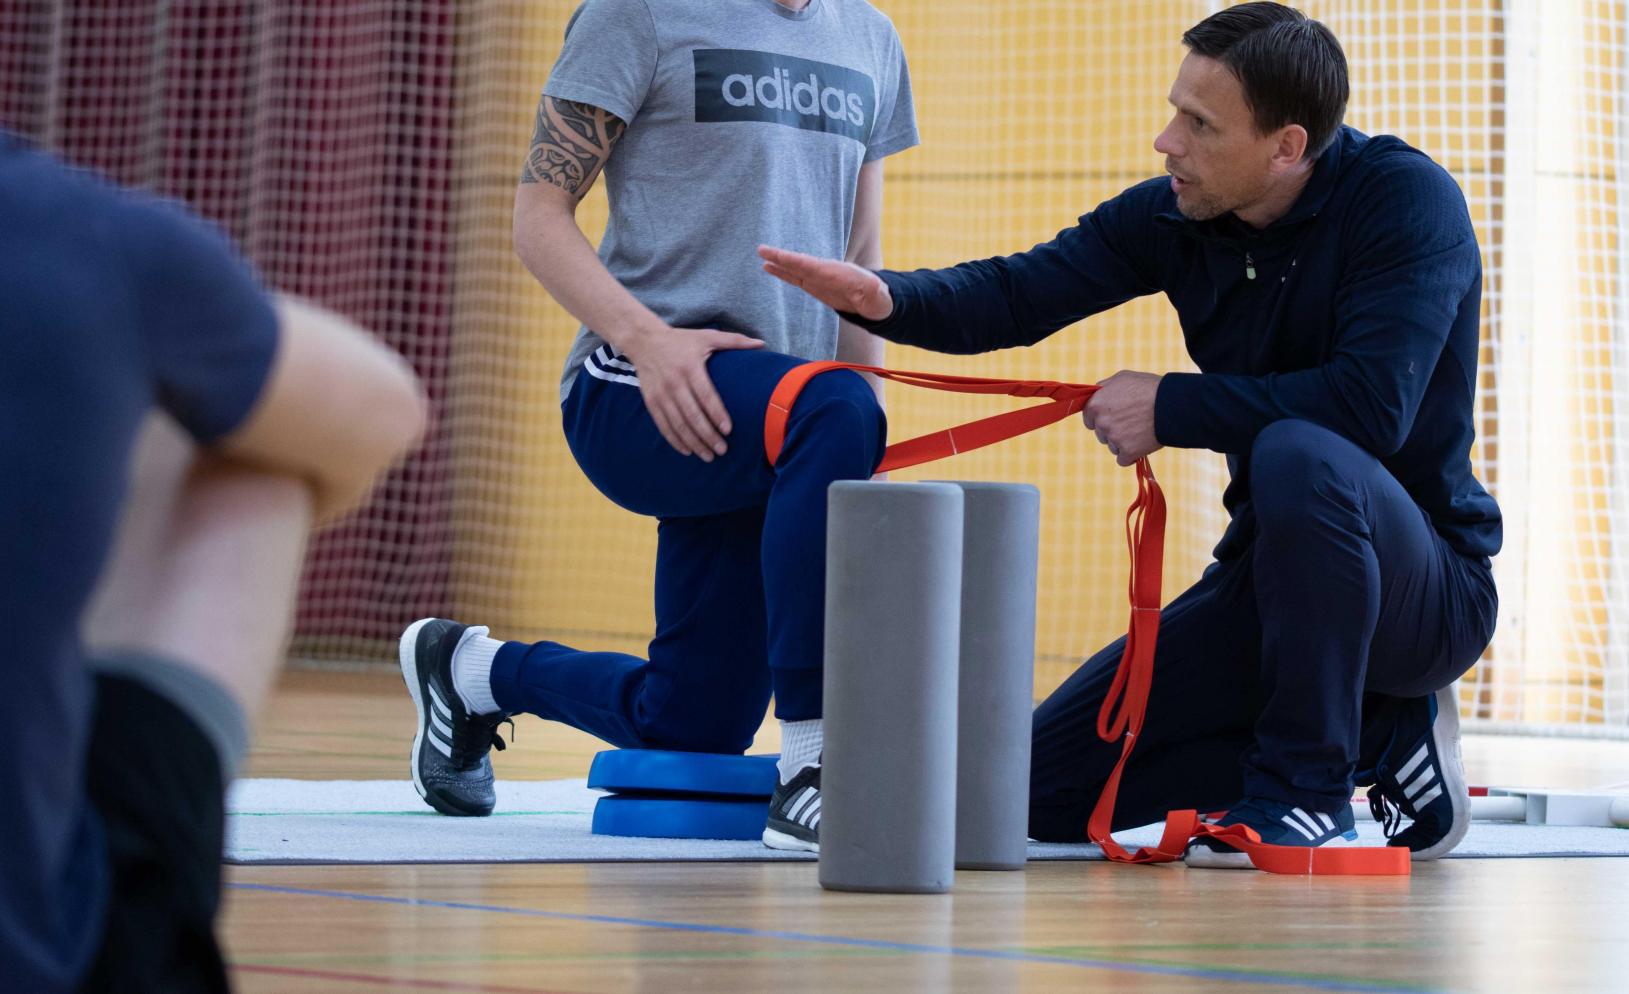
[223,669,1629,993]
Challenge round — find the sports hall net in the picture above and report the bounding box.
[1,1,1624,737]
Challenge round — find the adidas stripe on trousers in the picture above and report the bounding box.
[487,347,886,752]
[1029,419,1498,839]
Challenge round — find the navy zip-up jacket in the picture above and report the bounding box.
[855,126,1501,563]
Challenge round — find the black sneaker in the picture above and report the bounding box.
[399,617,511,817]
[1184,796,1360,869]
[763,764,821,852]
[1358,685,1469,861]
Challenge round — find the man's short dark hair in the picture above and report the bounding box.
[1181,3,1349,158]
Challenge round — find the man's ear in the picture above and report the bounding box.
[1270,124,1310,172]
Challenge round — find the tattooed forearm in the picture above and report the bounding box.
[519,97,627,197]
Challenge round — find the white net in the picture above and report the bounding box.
[3,0,1625,735]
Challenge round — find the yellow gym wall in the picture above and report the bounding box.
[445,1,1622,724]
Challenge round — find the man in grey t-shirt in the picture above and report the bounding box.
[398,0,918,853]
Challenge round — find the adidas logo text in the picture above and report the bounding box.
[721,70,866,128]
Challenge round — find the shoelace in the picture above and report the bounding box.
[451,713,514,770]
[1368,787,1404,839]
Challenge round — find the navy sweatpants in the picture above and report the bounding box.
[1029,420,1498,839]
[488,346,886,753]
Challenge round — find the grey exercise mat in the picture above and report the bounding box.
[225,779,1629,865]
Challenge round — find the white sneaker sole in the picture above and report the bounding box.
[1184,832,1360,870]
[763,826,819,853]
[1412,684,1470,862]
[399,617,436,807]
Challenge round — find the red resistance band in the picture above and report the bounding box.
[764,360,1409,877]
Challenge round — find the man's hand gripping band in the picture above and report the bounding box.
[764,359,1409,876]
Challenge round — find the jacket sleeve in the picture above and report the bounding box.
[847,182,1164,354]
[1153,156,1479,458]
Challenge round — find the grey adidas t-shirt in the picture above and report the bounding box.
[543,0,919,401]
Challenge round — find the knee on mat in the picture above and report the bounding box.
[787,368,886,467]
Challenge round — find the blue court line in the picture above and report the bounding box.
[227,882,1449,994]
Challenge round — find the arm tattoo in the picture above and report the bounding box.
[519,97,627,197]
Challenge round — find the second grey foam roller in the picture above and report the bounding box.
[940,481,1038,870]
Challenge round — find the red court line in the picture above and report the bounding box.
[231,963,581,993]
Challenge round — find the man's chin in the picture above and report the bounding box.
[1175,194,1226,221]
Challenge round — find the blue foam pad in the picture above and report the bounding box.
[586,749,780,798]
[591,794,769,841]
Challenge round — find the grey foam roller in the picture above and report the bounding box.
[819,481,963,894]
[939,482,1039,870]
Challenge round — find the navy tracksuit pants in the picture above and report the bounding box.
[1028,419,1498,839]
[488,347,885,753]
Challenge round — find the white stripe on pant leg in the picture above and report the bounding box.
[595,345,637,372]
[584,362,640,387]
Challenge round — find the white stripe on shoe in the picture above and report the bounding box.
[1413,783,1445,809]
[787,788,817,823]
[1290,808,1323,837]
[1317,812,1336,832]
[1395,743,1431,784]
[1405,765,1437,800]
[429,713,454,759]
[1281,813,1317,841]
[427,684,452,723]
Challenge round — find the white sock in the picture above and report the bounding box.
[777,718,823,784]
[450,626,503,715]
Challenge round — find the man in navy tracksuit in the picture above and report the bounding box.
[761,3,1498,866]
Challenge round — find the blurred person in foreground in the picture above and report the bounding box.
[0,128,426,991]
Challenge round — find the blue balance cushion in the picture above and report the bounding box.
[591,794,769,841]
[586,749,780,799]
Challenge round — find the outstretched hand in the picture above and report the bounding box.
[758,245,893,322]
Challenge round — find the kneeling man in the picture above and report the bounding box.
[762,2,1498,866]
